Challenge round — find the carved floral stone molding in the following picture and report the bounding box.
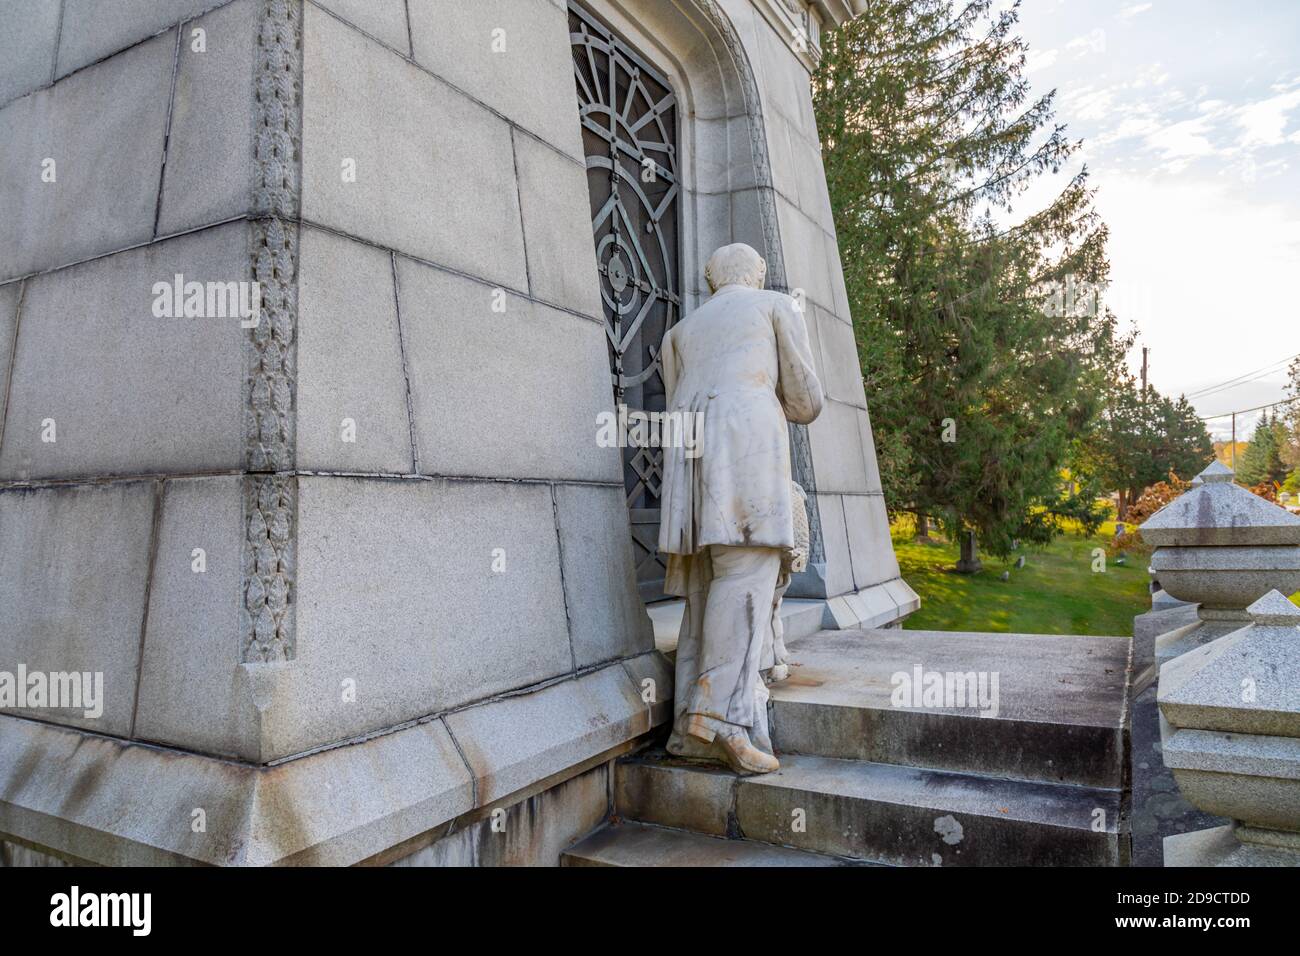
[252,0,302,221]
[246,218,297,472]
[242,474,297,662]
[243,0,302,663]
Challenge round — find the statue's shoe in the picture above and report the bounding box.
[665,730,715,760]
[710,728,779,775]
[683,715,779,775]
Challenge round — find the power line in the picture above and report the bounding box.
[1184,353,1300,400]
[1185,353,1299,398]
[1200,396,1298,472]
[1199,396,1299,421]
[1190,364,1299,402]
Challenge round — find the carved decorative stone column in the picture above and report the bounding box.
[1159,590,1300,865]
[1139,461,1300,663]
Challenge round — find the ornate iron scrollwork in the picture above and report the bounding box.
[570,2,681,601]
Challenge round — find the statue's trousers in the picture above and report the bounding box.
[673,544,782,730]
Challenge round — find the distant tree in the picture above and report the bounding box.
[815,0,1128,568]
[1282,357,1300,470]
[1071,377,1214,519]
[1237,413,1290,486]
[1278,359,1300,494]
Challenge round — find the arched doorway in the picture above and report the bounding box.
[570,2,681,602]
[568,0,821,605]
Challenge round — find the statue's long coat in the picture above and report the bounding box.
[657,284,824,594]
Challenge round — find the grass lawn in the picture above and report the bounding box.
[895,518,1151,637]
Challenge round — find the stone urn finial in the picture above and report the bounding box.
[1140,461,1300,662]
[1246,588,1300,626]
[1159,589,1300,865]
[1195,460,1234,484]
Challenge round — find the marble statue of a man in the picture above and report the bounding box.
[657,243,824,774]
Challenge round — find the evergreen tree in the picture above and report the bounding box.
[1283,357,1300,473]
[1237,413,1290,486]
[814,0,1128,565]
[1072,378,1214,517]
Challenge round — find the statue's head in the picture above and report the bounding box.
[704,243,766,293]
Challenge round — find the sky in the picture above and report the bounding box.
[1004,0,1300,440]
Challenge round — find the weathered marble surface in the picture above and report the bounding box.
[1140,462,1300,663]
[1159,590,1300,866]
[1133,602,1199,678]
[1165,823,1300,867]
[1142,460,1300,546]
[657,246,824,559]
[764,481,810,682]
[0,0,903,867]
[0,652,670,865]
[660,244,824,775]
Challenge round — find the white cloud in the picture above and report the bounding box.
[1024,47,1059,74]
[1096,113,1164,146]
[1131,64,1171,88]
[1235,86,1300,149]
[1061,85,1117,121]
[1144,116,1219,160]
[1066,28,1107,57]
[1011,0,1300,433]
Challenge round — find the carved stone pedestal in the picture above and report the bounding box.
[1139,461,1300,663]
[1159,591,1300,866]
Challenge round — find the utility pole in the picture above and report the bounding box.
[1140,347,1149,397]
[1231,412,1236,470]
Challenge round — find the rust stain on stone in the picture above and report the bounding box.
[781,675,824,688]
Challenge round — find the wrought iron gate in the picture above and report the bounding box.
[569,2,681,603]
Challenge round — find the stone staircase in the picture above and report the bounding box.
[564,628,1131,866]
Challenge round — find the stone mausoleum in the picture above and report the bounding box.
[17,0,1296,872]
[30,0,1300,874]
[1,0,934,865]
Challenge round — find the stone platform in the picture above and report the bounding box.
[566,627,1132,866]
[768,628,1129,787]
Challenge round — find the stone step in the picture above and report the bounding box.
[561,820,853,867]
[615,752,1124,866]
[769,628,1130,788]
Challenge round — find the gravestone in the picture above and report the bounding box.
[955,530,983,574]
